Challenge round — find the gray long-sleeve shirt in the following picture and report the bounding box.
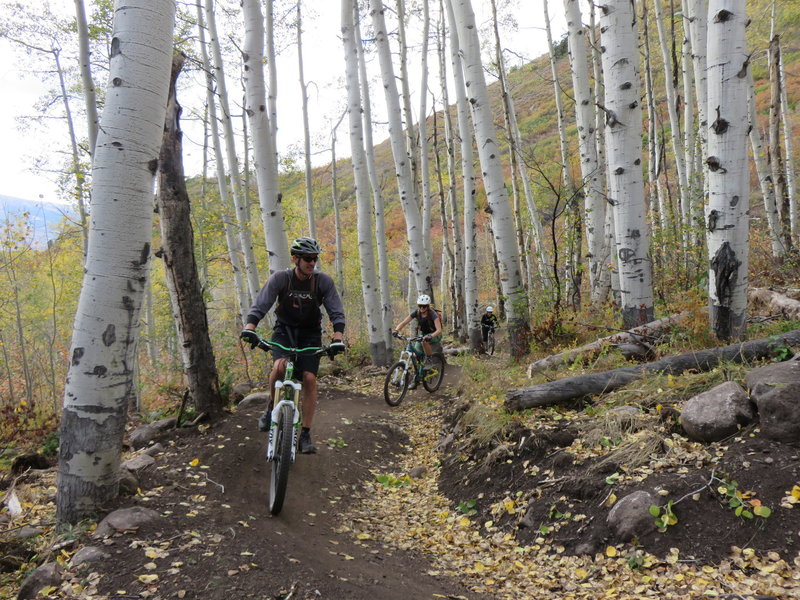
[246,268,346,334]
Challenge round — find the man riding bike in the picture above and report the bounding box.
[240,237,345,454]
[481,305,499,348]
[392,294,442,389]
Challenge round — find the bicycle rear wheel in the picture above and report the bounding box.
[487,330,495,355]
[422,353,445,392]
[384,361,410,406]
[269,403,295,515]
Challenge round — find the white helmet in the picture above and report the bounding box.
[417,294,431,305]
[486,306,494,312]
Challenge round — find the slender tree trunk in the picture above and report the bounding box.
[343,0,389,366]
[706,0,750,340]
[685,0,709,220]
[74,0,98,158]
[197,0,249,321]
[157,53,224,420]
[242,0,289,274]
[600,0,654,327]
[779,51,798,241]
[206,0,260,298]
[330,111,346,294]
[642,5,667,233]
[450,0,529,356]
[653,0,690,242]
[418,0,433,267]
[297,4,316,238]
[437,8,466,339]
[563,0,605,303]
[57,0,175,525]
[444,0,479,350]
[355,5,392,348]
[768,35,793,252]
[748,74,784,257]
[370,0,431,296]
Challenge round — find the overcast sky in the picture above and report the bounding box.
[0,0,567,206]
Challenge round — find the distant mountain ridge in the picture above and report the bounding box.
[0,195,74,245]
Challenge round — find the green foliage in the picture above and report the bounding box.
[375,473,411,488]
[40,431,59,457]
[650,500,678,531]
[457,498,478,516]
[715,477,772,520]
[325,437,347,449]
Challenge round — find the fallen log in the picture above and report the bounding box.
[505,328,800,412]
[526,312,694,375]
[749,288,800,319]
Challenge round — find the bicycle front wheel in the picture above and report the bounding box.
[384,361,410,406]
[422,353,445,392]
[487,331,495,355]
[269,403,295,515]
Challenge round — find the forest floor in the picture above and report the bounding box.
[2,353,800,599]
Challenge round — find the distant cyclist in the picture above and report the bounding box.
[240,237,345,454]
[480,306,499,347]
[392,294,442,389]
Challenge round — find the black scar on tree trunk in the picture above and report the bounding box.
[710,241,742,340]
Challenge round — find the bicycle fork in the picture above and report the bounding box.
[266,380,302,463]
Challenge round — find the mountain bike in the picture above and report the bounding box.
[384,333,445,407]
[255,336,341,515]
[486,326,497,356]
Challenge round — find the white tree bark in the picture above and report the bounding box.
[779,52,798,240]
[653,0,690,238]
[297,3,316,239]
[74,0,98,158]
[680,0,697,188]
[748,74,783,257]
[370,0,431,296]
[444,0,479,349]
[242,0,289,275]
[265,0,279,159]
[197,0,249,321]
[450,0,528,353]
[436,7,466,339]
[563,0,604,302]
[354,5,391,348]
[418,0,433,267]
[56,0,175,525]
[706,0,750,340]
[206,0,260,297]
[685,0,709,195]
[342,0,388,366]
[600,0,654,327]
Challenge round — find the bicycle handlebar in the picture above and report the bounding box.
[392,332,426,343]
[246,333,344,358]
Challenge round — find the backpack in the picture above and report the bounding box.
[432,307,445,327]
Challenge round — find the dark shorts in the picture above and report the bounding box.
[271,324,323,376]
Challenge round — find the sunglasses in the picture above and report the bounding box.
[418,304,429,309]
[299,255,318,263]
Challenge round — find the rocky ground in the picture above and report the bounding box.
[3,355,800,599]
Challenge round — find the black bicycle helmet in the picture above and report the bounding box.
[290,237,322,256]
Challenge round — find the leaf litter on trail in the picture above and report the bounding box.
[341,397,800,599]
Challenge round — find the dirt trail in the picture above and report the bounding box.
[91,366,490,600]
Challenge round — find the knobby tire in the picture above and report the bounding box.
[269,403,295,515]
[422,353,445,392]
[488,331,495,356]
[384,361,410,406]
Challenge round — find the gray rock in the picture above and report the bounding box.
[754,382,800,443]
[118,468,140,496]
[230,382,255,404]
[70,546,111,569]
[11,526,43,540]
[680,381,754,442]
[128,425,160,450]
[17,562,62,600]
[239,391,272,408]
[607,490,657,542]
[142,443,165,457]
[408,466,427,479]
[93,506,160,538]
[121,453,155,473]
[746,355,800,401]
[150,417,178,431]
